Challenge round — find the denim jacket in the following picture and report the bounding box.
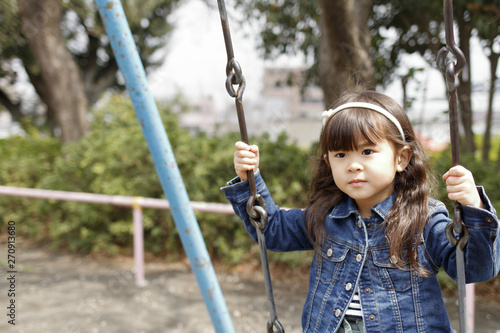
[221,172,500,333]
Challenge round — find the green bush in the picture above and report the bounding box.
[0,135,61,237]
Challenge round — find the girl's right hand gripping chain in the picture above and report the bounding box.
[234,141,259,181]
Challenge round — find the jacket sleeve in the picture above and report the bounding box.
[424,186,499,283]
[221,172,314,252]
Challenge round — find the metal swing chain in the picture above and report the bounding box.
[436,1,470,332]
[216,1,285,332]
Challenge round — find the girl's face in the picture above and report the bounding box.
[325,138,411,217]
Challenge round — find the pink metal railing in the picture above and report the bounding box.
[0,186,234,286]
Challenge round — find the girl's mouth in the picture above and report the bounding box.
[349,179,366,186]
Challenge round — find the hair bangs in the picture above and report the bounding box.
[322,108,386,152]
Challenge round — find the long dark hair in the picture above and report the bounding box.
[306,90,434,275]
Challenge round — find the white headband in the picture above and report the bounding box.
[322,102,406,141]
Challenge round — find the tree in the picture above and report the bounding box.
[317,0,375,107]
[235,0,375,107]
[17,0,89,142]
[469,3,500,165]
[372,0,500,155]
[0,0,179,143]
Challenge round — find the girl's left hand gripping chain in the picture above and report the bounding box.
[234,141,259,181]
[443,165,483,209]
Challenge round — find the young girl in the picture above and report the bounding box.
[221,90,499,333]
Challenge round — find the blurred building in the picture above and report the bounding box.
[219,67,325,148]
[177,96,218,136]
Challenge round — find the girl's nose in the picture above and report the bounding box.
[347,161,363,172]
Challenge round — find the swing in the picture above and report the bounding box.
[216,1,284,332]
[217,0,470,332]
[437,1,470,332]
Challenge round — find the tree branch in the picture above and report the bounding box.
[0,88,23,122]
[87,59,119,107]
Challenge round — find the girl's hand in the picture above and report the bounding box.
[234,141,259,181]
[443,165,483,209]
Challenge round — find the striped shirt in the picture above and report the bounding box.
[345,287,362,318]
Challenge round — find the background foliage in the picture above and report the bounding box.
[0,94,498,270]
[0,94,312,265]
[0,91,499,302]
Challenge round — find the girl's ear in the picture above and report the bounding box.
[396,146,412,172]
[324,154,331,168]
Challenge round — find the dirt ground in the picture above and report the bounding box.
[0,239,499,333]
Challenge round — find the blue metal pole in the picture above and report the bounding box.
[94,1,235,331]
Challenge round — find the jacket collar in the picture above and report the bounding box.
[329,193,396,221]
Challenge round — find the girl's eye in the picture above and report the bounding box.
[335,152,346,158]
[362,149,374,155]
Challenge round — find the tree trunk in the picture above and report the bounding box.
[482,52,499,164]
[317,0,375,108]
[456,7,475,154]
[17,0,89,143]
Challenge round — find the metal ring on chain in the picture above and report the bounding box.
[444,61,458,92]
[436,47,448,71]
[225,73,238,97]
[248,195,268,230]
[445,221,470,251]
[249,205,268,231]
[226,58,243,79]
[267,318,285,333]
[225,73,246,99]
[225,59,246,98]
[437,48,460,92]
[445,222,459,246]
[247,194,266,218]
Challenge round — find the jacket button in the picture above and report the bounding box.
[390,255,398,265]
[365,287,371,294]
[356,254,362,262]
[335,309,341,317]
[486,217,493,223]
[327,248,333,257]
[369,314,376,321]
[345,282,352,291]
